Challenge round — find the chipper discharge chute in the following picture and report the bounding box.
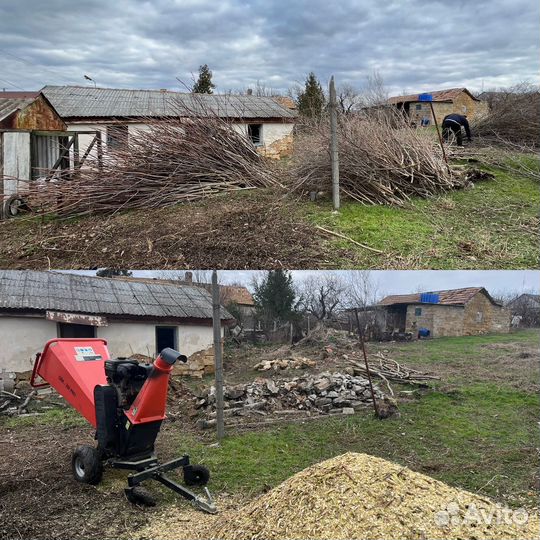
[31,338,217,513]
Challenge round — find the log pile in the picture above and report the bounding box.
[292,113,461,205]
[23,104,282,218]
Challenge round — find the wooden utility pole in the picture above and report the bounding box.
[329,75,340,211]
[211,270,225,440]
[353,308,380,418]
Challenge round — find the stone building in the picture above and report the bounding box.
[387,88,488,126]
[378,287,510,338]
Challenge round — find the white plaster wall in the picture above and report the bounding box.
[0,317,56,372]
[0,316,221,372]
[2,132,31,196]
[98,321,217,358]
[231,122,293,147]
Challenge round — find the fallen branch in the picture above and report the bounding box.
[315,225,384,254]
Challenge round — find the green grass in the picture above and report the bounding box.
[178,382,537,508]
[304,164,539,268]
[1,406,87,429]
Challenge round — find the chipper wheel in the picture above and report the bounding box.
[183,464,210,487]
[71,445,103,485]
[124,486,157,507]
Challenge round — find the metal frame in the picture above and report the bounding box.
[108,454,217,513]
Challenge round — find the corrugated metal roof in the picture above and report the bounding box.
[0,271,232,320]
[388,88,479,105]
[41,86,297,120]
[378,287,499,307]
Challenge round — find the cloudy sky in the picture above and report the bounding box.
[1,0,538,95]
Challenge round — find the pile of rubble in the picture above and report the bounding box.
[195,372,385,428]
[253,356,316,372]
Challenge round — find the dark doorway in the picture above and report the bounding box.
[58,323,96,338]
[156,326,177,355]
[247,124,262,145]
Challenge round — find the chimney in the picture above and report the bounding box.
[184,271,193,283]
[246,88,253,96]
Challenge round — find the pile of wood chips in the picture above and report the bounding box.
[138,452,538,540]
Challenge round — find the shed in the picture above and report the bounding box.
[378,287,510,338]
[0,270,233,374]
[387,88,488,126]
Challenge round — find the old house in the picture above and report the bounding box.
[41,85,297,160]
[0,271,233,375]
[378,287,510,338]
[387,88,488,126]
[0,92,79,216]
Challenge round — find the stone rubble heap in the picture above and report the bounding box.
[195,372,384,427]
[253,356,316,372]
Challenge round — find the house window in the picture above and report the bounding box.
[156,326,177,355]
[415,104,422,110]
[58,323,96,338]
[415,307,422,316]
[476,312,483,323]
[106,125,128,150]
[248,124,263,146]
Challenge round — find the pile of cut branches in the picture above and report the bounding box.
[350,351,439,390]
[292,112,460,205]
[20,104,281,218]
[472,83,540,148]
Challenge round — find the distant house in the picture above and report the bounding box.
[378,287,510,338]
[40,85,297,160]
[506,293,540,327]
[387,88,488,126]
[0,271,233,374]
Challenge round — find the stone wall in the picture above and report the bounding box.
[462,293,510,335]
[404,292,511,337]
[408,92,489,126]
[405,304,464,337]
[257,132,294,159]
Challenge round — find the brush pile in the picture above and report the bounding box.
[293,112,461,205]
[472,84,540,148]
[210,452,539,540]
[23,111,281,218]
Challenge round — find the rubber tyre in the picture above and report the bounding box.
[71,445,103,485]
[125,486,157,507]
[184,464,210,487]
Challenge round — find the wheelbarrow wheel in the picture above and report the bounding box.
[72,445,103,485]
[183,464,210,486]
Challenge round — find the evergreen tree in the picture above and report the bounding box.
[253,270,297,330]
[192,64,216,94]
[297,72,326,119]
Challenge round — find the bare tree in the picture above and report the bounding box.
[299,274,347,321]
[337,83,362,115]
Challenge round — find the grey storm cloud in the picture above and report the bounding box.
[0,0,538,94]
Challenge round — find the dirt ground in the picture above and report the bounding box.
[0,190,353,270]
[1,330,537,539]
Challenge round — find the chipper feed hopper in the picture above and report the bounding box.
[30,338,217,513]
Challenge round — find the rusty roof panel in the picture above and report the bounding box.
[0,271,232,320]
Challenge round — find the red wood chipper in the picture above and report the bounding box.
[30,338,217,513]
